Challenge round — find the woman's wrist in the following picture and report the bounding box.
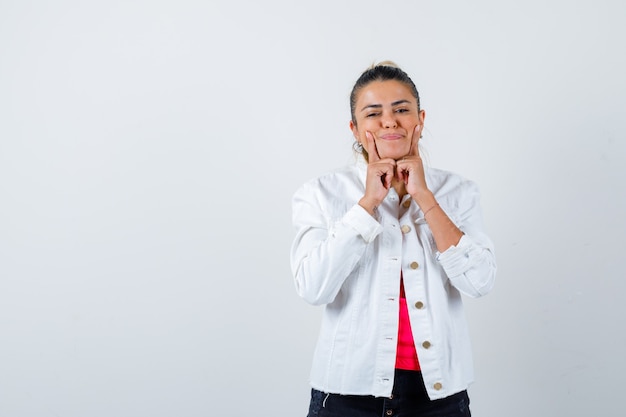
[358,196,378,216]
[411,190,436,211]
[422,202,439,218]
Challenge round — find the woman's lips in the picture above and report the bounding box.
[380,133,403,140]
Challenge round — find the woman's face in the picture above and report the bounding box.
[350,80,425,161]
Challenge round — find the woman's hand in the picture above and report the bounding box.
[358,131,396,215]
[396,125,429,199]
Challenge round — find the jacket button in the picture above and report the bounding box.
[422,341,431,349]
[410,261,419,269]
[434,382,443,390]
[386,410,393,416]
[401,225,411,233]
[415,301,424,309]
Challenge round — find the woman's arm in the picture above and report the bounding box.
[425,182,497,298]
[396,129,496,297]
[290,182,382,305]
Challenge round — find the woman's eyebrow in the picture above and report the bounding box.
[360,103,382,112]
[360,99,412,112]
[391,99,411,106]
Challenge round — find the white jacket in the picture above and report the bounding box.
[290,160,496,400]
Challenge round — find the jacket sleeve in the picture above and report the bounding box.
[290,181,382,305]
[436,181,497,298]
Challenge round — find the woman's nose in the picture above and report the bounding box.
[382,115,397,128]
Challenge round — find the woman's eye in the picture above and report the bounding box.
[396,108,409,113]
[365,113,379,118]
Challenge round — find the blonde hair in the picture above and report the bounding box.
[369,60,401,69]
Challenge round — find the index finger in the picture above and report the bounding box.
[408,125,422,156]
[365,131,382,162]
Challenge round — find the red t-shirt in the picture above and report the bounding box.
[395,277,421,370]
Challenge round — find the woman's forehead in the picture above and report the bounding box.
[357,80,416,106]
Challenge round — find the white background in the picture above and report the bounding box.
[1,0,625,415]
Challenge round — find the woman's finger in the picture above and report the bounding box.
[365,131,381,162]
[408,125,421,156]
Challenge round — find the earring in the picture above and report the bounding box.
[353,141,363,153]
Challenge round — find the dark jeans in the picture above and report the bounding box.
[307,369,471,417]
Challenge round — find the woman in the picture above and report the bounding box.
[290,61,496,417]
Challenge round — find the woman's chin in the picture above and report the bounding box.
[376,143,410,160]
[378,150,408,161]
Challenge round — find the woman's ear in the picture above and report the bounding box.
[349,120,359,141]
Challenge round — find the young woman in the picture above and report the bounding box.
[290,61,496,417]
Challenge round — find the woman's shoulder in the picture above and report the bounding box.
[298,163,362,188]
[293,163,363,199]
